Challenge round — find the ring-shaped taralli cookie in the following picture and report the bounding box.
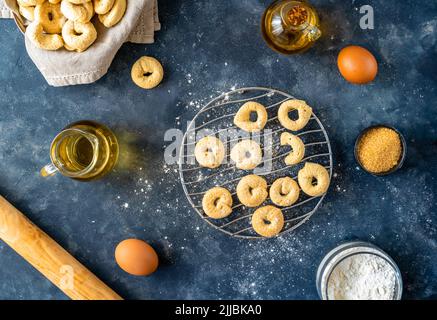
[131,56,164,89]
[251,205,284,238]
[269,177,300,207]
[234,101,268,132]
[94,0,115,14]
[194,136,225,169]
[62,20,97,52]
[98,0,126,27]
[34,2,65,34]
[236,175,268,207]
[230,140,262,170]
[19,5,35,21]
[280,132,305,165]
[202,187,233,219]
[17,0,45,7]
[278,99,313,131]
[26,21,64,50]
[297,162,330,197]
[63,43,76,51]
[61,0,94,23]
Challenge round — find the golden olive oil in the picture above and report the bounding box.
[262,0,321,54]
[43,120,119,181]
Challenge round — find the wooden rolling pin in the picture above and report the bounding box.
[0,196,122,300]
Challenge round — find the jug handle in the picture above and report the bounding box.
[307,25,322,41]
[40,163,58,177]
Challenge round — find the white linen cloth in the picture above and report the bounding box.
[0,0,160,86]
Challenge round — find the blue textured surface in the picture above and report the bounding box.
[0,0,436,300]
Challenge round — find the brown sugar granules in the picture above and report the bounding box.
[357,127,402,173]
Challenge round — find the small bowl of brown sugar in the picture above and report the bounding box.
[355,125,406,176]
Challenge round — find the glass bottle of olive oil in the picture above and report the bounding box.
[262,0,321,54]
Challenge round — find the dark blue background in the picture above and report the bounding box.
[0,0,436,299]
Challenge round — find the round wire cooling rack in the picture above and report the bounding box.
[178,87,333,239]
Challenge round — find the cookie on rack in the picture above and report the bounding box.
[234,101,268,132]
[194,136,225,169]
[202,187,233,219]
[280,132,305,165]
[230,139,262,170]
[236,174,268,207]
[297,162,330,197]
[251,205,284,237]
[278,99,312,131]
[269,177,300,207]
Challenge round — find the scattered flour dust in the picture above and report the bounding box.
[117,170,154,213]
[327,253,396,300]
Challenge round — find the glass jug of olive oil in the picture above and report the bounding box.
[262,0,321,54]
[41,120,119,181]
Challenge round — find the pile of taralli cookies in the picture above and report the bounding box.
[195,99,331,238]
[19,0,127,52]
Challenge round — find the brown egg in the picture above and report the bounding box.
[337,45,378,84]
[115,239,159,276]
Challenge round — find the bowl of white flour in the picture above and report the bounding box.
[316,241,403,300]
